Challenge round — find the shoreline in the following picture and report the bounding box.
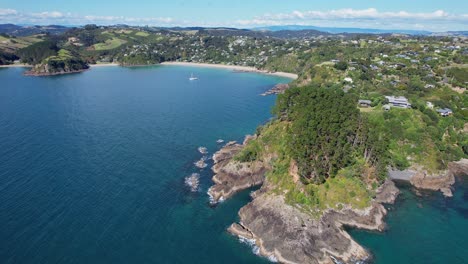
[89,63,120,67]
[161,62,298,79]
[2,61,299,79]
[0,64,32,68]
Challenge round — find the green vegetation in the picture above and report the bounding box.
[92,37,127,50]
[135,31,150,37]
[16,40,59,64]
[445,67,468,87]
[1,24,466,212]
[274,86,387,183]
[31,49,88,74]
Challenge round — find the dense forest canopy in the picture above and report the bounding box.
[275,86,388,184]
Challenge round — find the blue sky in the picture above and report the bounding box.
[0,0,467,31]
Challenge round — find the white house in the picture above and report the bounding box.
[385,96,412,109]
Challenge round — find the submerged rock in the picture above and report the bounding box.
[195,158,208,169]
[198,147,208,155]
[185,173,200,192]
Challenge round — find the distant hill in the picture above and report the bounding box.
[0,24,70,36]
[254,25,433,35]
[156,26,328,38]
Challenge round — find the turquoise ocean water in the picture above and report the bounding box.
[0,66,466,264]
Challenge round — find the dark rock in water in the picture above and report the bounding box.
[261,83,290,96]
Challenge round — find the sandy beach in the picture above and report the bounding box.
[0,64,32,68]
[161,62,298,79]
[89,63,120,67]
[1,61,298,79]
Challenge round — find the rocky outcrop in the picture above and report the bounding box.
[389,159,468,197]
[410,170,455,197]
[261,83,290,96]
[208,137,268,203]
[228,180,399,264]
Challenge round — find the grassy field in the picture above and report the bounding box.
[135,31,149,37]
[92,38,127,50]
[0,35,42,52]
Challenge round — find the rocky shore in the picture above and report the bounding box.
[24,68,89,76]
[25,62,89,76]
[207,137,268,203]
[228,180,399,264]
[388,159,468,197]
[208,138,402,263]
[261,83,290,96]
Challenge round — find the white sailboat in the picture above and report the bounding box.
[189,73,198,81]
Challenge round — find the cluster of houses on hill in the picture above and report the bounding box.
[358,96,453,117]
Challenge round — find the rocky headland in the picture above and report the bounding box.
[25,59,89,76]
[209,137,401,263]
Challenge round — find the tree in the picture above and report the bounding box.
[334,61,348,71]
[276,86,358,183]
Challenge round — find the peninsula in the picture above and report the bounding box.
[1,23,467,262]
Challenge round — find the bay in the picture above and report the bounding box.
[0,66,285,264]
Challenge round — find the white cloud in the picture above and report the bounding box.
[255,8,459,21]
[234,8,468,31]
[0,7,466,31]
[0,8,178,26]
[0,8,17,16]
[32,11,64,19]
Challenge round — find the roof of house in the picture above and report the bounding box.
[436,108,452,113]
[385,96,410,103]
[358,99,372,105]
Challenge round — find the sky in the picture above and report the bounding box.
[0,0,467,31]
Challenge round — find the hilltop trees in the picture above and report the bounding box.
[275,86,387,184]
[17,40,59,64]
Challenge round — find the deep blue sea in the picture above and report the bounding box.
[0,66,467,264]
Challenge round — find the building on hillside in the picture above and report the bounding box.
[358,100,372,108]
[385,96,412,109]
[426,102,434,109]
[436,108,453,117]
